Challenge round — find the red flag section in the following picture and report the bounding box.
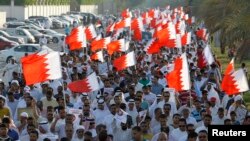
[66,26,86,50]
[85,24,97,41]
[107,39,128,55]
[144,39,161,54]
[131,18,144,41]
[21,52,62,85]
[91,51,104,62]
[91,37,111,52]
[166,53,190,91]
[113,51,136,71]
[68,73,100,93]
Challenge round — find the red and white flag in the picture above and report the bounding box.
[91,36,111,52]
[113,51,136,71]
[222,68,249,95]
[21,51,62,85]
[114,18,131,30]
[181,32,191,46]
[187,16,195,25]
[131,18,144,41]
[197,45,214,69]
[121,8,132,18]
[85,24,97,41]
[221,58,236,94]
[91,50,104,62]
[66,26,86,50]
[165,53,191,91]
[203,45,214,65]
[164,34,182,48]
[106,23,115,33]
[68,72,100,93]
[107,39,129,55]
[155,22,176,47]
[144,39,161,54]
[196,28,207,40]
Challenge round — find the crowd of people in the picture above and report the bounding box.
[0,5,250,141]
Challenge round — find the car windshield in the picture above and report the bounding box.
[46,29,57,34]
[29,29,41,35]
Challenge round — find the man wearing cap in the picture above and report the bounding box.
[17,112,29,136]
[93,99,110,125]
[227,95,248,123]
[209,97,219,117]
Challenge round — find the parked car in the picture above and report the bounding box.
[27,29,52,43]
[0,44,53,62]
[3,22,26,28]
[6,17,18,22]
[0,30,25,44]
[0,36,19,50]
[51,18,64,29]
[18,24,44,32]
[3,28,36,43]
[41,29,65,43]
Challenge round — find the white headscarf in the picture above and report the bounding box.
[72,125,85,141]
[151,132,168,141]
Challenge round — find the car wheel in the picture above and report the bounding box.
[52,37,59,43]
[6,56,13,63]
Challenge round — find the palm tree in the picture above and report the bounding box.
[192,0,250,61]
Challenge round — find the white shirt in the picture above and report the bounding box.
[212,115,226,125]
[93,109,111,125]
[169,128,187,141]
[184,116,197,126]
[143,93,156,105]
[102,114,115,135]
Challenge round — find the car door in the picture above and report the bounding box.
[13,45,28,60]
[0,38,4,49]
[27,45,39,54]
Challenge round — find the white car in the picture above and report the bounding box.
[42,29,66,43]
[0,44,53,63]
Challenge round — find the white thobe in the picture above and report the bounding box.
[93,109,110,125]
[169,128,187,141]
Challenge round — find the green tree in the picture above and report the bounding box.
[193,0,250,61]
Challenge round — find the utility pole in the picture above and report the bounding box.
[10,0,14,18]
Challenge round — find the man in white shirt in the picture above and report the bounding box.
[182,108,197,127]
[212,107,226,125]
[93,99,110,125]
[169,118,188,141]
[142,86,156,105]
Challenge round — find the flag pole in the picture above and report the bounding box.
[61,82,67,109]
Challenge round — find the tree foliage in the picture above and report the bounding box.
[192,0,250,60]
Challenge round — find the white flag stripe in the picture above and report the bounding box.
[125,51,136,67]
[45,52,62,80]
[233,69,249,92]
[204,45,214,65]
[87,73,100,92]
[180,53,191,90]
